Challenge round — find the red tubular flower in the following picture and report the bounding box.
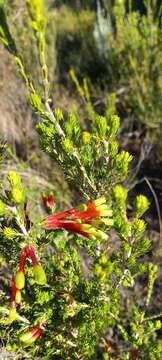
[20,327,41,345]
[17,244,40,271]
[15,246,27,290]
[47,207,77,220]
[19,321,46,345]
[57,220,90,239]
[16,244,47,288]
[24,245,47,284]
[12,245,46,309]
[10,247,47,322]
[45,197,113,240]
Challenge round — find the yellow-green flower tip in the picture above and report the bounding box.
[19,332,32,344]
[96,230,108,241]
[15,271,25,290]
[99,209,113,217]
[15,290,22,304]
[33,265,47,285]
[8,171,21,187]
[9,308,17,322]
[19,328,40,345]
[11,187,25,204]
[93,197,106,207]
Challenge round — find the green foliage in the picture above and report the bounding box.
[113,184,128,209]
[134,194,150,217]
[54,1,162,155]
[26,0,46,32]
[110,1,162,137]
[0,2,162,360]
[0,0,17,54]
[54,5,97,81]
[104,2,162,150]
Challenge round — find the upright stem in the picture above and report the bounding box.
[45,101,97,195]
[9,206,29,238]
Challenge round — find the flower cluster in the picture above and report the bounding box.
[45,197,113,241]
[42,192,55,210]
[9,244,47,322]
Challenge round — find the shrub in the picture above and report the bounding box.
[0,1,162,359]
[54,1,162,155]
[105,1,162,138]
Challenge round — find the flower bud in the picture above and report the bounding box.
[33,265,47,285]
[11,187,25,204]
[42,192,55,209]
[132,219,146,235]
[15,289,22,304]
[8,171,21,187]
[113,185,128,208]
[134,195,150,217]
[15,271,25,290]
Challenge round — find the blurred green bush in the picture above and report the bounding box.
[54,0,162,155]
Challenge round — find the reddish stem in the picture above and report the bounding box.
[11,278,16,301]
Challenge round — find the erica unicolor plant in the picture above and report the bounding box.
[0,1,162,359]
